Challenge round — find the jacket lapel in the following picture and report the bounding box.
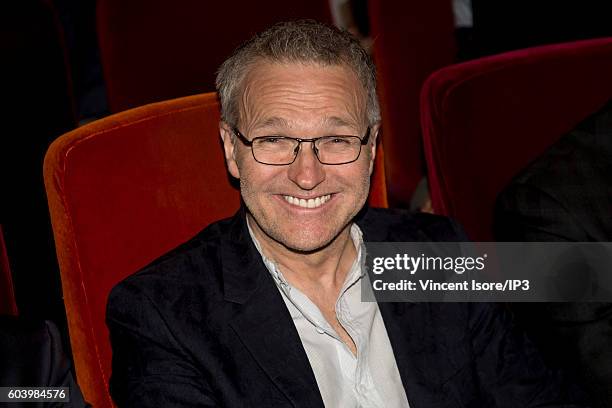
[378,302,448,408]
[221,210,324,408]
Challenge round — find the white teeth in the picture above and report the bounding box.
[283,194,331,209]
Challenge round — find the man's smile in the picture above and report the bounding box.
[282,193,333,209]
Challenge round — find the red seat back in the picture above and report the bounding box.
[369,0,456,206]
[97,0,332,112]
[421,38,612,240]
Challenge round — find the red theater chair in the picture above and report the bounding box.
[44,92,387,407]
[369,0,456,207]
[96,0,332,113]
[421,38,612,240]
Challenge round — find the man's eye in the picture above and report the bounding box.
[259,137,283,144]
[327,137,351,144]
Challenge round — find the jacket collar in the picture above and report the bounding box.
[219,206,264,304]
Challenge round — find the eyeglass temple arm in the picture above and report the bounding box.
[232,127,253,146]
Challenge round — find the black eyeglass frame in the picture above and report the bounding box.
[231,127,371,166]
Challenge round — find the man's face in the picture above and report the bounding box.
[220,62,378,252]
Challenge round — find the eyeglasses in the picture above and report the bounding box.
[232,127,370,165]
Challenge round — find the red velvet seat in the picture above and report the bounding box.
[421,38,612,240]
[44,92,387,407]
[96,0,332,112]
[369,0,456,206]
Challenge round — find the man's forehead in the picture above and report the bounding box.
[237,61,367,128]
[241,60,362,94]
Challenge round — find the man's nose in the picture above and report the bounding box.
[287,142,326,190]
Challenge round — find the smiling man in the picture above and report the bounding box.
[107,20,589,408]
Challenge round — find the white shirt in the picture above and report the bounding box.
[248,222,410,408]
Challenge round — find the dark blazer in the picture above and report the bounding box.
[107,207,586,407]
[494,101,612,407]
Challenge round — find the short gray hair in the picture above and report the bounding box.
[215,19,380,127]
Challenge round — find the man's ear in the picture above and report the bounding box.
[219,122,240,179]
[368,123,380,176]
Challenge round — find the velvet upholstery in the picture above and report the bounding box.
[0,226,17,316]
[96,0,332,113]
[369,0,456,206]
[44,92,387,407]
[420,38,612,240]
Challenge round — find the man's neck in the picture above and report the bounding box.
[247,214,357,294]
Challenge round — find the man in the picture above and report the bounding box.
[495,100,612,408]
[107,20,586,407]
